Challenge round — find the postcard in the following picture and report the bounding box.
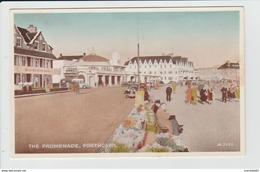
[11,7,245,157]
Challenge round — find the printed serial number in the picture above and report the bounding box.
[217,143,234,147]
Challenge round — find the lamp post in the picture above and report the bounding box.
[137,43,141,90]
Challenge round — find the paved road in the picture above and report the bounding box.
[15,86,134,153]
[150,85,241,152]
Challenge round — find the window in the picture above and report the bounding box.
[42,59,45,68]
[42,43,46,51]
[33,41,39,49]
[14,55,20,66]
[46,60,50,68]
[149,71,152,74]
[168,77,173,80]
[160,65,162,68]
[149,65,151,68]
[168,71,173,74]
[154,71,156,74]
[170,65,172,68]
[22,74,26,83]
[21,56,26,66]
[35,58,39,67]
[16,38,22,47]
[27,57,32,66]
[14,73,21,84]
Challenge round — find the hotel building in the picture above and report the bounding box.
[124,55,194,83]
[14,25,60,89]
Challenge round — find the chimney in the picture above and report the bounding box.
[83,52,86,56]
[59,53,63,57]
[27,24,37,33]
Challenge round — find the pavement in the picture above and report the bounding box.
[149,85,241,152]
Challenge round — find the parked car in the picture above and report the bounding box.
[124,85,138,98]
[72,78,91,89]
[79,83,91,89]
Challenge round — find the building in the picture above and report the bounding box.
[54,52,126,87]
[124,55,194,83]
[14,24,60,89]
[194,66,222,81]
[218,61,240,81]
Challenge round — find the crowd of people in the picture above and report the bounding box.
[165,80,240,105]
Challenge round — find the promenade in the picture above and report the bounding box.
[150,85,241,152]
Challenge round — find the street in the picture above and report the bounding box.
[150,85,241,152]
[15,86,134,153]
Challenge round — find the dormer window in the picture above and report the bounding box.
[42,43,46,51]
[33,41,39,49]
[16,38,22,47]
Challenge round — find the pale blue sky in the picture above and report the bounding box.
[14,10,241,67]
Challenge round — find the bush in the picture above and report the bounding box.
[50,88,68,92]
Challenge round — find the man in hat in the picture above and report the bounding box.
[168,115,183,136]
[166,85,173,102]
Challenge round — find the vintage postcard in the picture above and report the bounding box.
[11,7,245,157]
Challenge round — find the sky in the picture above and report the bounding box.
[14,9,241,68]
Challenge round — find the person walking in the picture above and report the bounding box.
[75,83,80,94]
[192,82,198,105]
[166,85,173,102]
[185,85,192,104]
[172,82,177,94]
[200,86,208,104]
[71,83,76,93]
[207,85,214,104]
[221,86,227,103]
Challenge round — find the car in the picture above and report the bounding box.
[72,78,91,89]
[79,83,91,89]
[124,85,138,98]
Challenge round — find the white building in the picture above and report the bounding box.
[14,24,60,89]
[53,53,126,87]
[124,55,194,83]
[217,61,240,81]
[194,66,222,81]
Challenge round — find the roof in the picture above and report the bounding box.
[58,55,83,61]
[124,55,176,65]
[218,62,239,69]
[16,26,51,48]
[14,47,57,60]
[81,53,109,62]
[27,32,37,40]
[58,53,109,62]
[17,26,31,43]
